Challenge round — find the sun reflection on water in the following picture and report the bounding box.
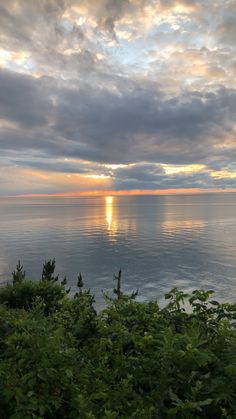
[106,196,113,206]
[105,196,117,234]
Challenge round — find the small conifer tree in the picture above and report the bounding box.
[12,260,25,285]
[61,276,67,286]
[42,258,59,282]
[113,269,122,298]
[74,273,92,298]
[113,269,138,300]
[61,276,71,294]
[77,273,84,294]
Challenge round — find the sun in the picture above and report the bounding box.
[105,196,113,205]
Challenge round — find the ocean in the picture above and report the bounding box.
[1,193,236,308]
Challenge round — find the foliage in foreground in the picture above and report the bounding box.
[0,262,236,418]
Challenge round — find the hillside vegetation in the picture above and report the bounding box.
[0,261,236,418]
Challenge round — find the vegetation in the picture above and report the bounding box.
[0,261,236,418]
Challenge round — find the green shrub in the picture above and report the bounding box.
[0,281,66,314]
[0,270,236,418]
[0,302,84,419]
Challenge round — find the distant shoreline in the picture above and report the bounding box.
[3,189,236,199]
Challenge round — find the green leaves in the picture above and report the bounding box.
[1,272,236,418]
[12,260,25,285]
[42,258,59,282]
[0,280,66,314]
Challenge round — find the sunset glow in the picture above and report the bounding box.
[17,189,236,199]
[0,1,235,196]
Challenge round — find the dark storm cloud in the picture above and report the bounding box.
[1,67,236,170]
[54,80,236,165]
[113,168,236,191]
[115,164,165,182]
[0,69,53,127]
[112,161,207,189]
[12,160,89,174]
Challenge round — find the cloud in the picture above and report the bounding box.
[1,66,236,164]
[0,68,53,127]
[0,0,236,195]
[54,79,236,165]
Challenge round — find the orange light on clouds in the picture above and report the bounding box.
[210,171,236,179]
[162,164,206,175]
[16,188,236,198]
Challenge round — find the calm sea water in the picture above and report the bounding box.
[1,194,236,307]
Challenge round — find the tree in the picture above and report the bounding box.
[12,260,25,284]
[42,258,58,282]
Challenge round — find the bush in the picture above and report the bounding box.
[0,302,82,419]
[0,281,66,314]
[1,270,236,418]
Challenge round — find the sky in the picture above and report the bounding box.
[0,0,236,196]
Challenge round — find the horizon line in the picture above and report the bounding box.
[8,188,236,198]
